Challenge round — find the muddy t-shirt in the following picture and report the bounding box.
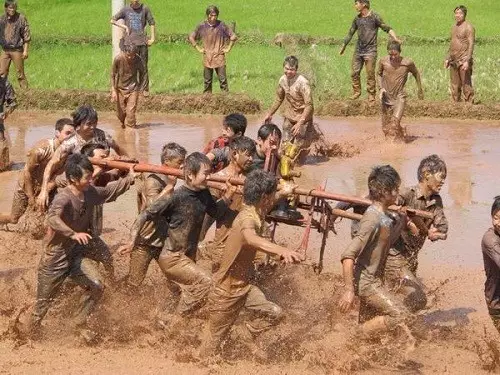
[378,56,418,102]
[0,12,30,50]
[482,228,500,312]
[215,205,263,292]
[44,176,133,253]
[448,21,474,65]
[343,11,391,56]
[192,20,234,68]
[112,52,146,93]
[112,5,155,46]
[272,74,313,123]
[392,185,448,258]
[135,173,170,248]
[58,129,114,157]
[341,205,401,295]
[141,185,228,257]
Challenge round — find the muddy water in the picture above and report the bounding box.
[2,111,500,373]
[1,111,499,273]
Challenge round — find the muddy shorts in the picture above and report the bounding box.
[157,250,212,316]
[358,282,412,329]
[385,251,427,312]
[200,284,283,356]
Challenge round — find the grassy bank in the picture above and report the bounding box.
[23,0,500,39]
[18,43,500,108]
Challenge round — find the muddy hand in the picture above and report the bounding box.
[339,289,355,313]
[281,250,304,264]
[291,122,303,137]
[71,232,92,245]
[36,191,48,212]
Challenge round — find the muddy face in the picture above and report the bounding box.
[388,49,401,64]
[425,171,446,194]
[454,8,465,23]
[188,163,211,191]
[284,64,297,80]
[354,1,366,12]
[72,170,93,192]
[221,125,235,139]
[5,4,16,17]
[234,150,254,172]
[207,11,218,25]
[77,121,98,140]
[130,0,141,10]
[56,125,76,142]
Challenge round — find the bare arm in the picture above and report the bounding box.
[242,227,302,263]
[148,25,156,44]
[264,84,286,122]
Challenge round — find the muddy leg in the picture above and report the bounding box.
[199,285,245,357]
[203,67,214,93]
[461,61,474,103]
[70,256,105,328]
[365,54,377,101]
[84,237,115,282]
[116,90,127,128]
[215,65,228,92]
[381,102,391,137]
[450,65,462,102]
[350,53,364,99]
[0,188,28,225]
[125,91,139,128]
[127,244,161,288]
[138,45,149,93]
[10,50,27,89]
[0,122,9,172]
[0,50,11,77]
[244,285,284,335]
[158,251,212,316]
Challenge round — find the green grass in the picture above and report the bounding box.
[19,42,500,106]
[22,0,500,40]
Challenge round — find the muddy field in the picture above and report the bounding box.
[1,111,500,374]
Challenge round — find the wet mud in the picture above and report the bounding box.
[1,111,500,373]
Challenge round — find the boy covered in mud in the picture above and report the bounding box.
[189,5,237,93]
[199,169,303,359]
[205,113,247,172]
[0,73,15,171]
[0,118,74,228]
[124,142,186,288]
[377,41,423,142]
[445,5,475,103]
[37,105,128,211]
[29,154,135,341]
[119,152,235,320]
[385,155,448,312]
[111,0,155,96]
[340,0,401,101]
[111,40,146,128]
[482,196,500,334]
[200,136,256,270]
[339,165,412,337]
[264,56,313,162]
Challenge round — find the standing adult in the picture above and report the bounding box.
[0,74,15,172]
[189,5,238,93]
[0,0,30,89]
[340,0,401,101]
[111,0,155,96]
[444,5,475,103]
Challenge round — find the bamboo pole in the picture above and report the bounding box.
[89,158,433,220]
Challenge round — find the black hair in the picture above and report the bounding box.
[81,142,109,158]
[284,55,299,70]
[223,113,247,136]
[229,136,256,155]
[355,0,370,9]
[121,41,138,54]
[243,169,277,205]
[55,118,74,132]
[491,196,500,217]
[257,123,282,141]
[4,1,17,8]
[71,105,98,127]
[206,5,219,16]
[65,154,94,183]
[184,152,211,180]
[161,142,187,164]
[368,165,401,201]
[387,40,402,53]
[454,5,467,17]
[417,154,447,182]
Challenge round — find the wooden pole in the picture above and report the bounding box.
[89,158,434,220]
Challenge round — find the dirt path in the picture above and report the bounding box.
[1,111,499,373]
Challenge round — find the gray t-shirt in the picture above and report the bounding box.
[113,4,155,46]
